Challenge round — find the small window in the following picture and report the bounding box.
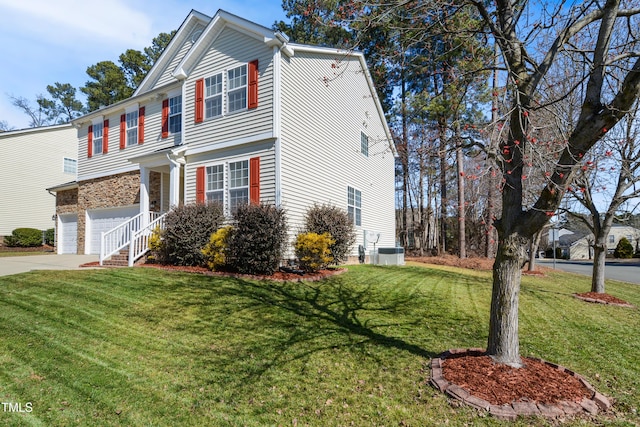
[229,160,249,211]
[126,110,138,146]
[63,157,77,175]
[206,164,224,204]
[92,122,103,155]
[205,73,223,118]
[608,235,615,244]
[228,65,247,113]
[347,186,362,227]
[169,95,182,134]
[361,132,369,157]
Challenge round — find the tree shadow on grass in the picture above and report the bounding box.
[183,270,439,387]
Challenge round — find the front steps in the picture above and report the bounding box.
[102,249,130,267]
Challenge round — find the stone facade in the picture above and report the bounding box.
[54,170,164,253]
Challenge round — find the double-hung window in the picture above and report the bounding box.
[229,160,249,211]
[92,122,103,155]
[169,95,182,134]
[348,186,362,226]
[206,165,224,204]
[361,132,369,157]
[63,157,77,175]
[126,110,138,146]
[227,65,247,113]
[205,73,223,118]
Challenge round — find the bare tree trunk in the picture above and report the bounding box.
[591,241,607,293]
[528,230,542,271]
[488,231,528,367]
[456,138,466,259]
[438,117,448,254]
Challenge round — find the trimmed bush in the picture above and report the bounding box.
[294,232,334,272]
[303,203,356,264]
[45,228,55,246]
[4,228,43,247]
[614,237,634,259]
[202,226,233,271]
[158,202,225,266]
[226,204,287,275]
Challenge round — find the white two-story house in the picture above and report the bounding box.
[47,9,397,264]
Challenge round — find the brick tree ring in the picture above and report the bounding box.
[429,348,611,421]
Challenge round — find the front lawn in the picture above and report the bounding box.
[0,264,638,426]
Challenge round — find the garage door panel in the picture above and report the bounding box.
[59,214,78,254]
[87,206,139,255]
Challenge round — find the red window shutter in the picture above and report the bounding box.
[119,114,126,149]
[103,119,109,154]
[248,60,259,109]
[161,99,169,138]
[250,156,260,205]
[87,125,93,158]
[195,79,204,123]
[196,166,206,204]
[138,106,145,144]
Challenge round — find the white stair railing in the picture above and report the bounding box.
[128,213,167,267]
[99,212,163,266]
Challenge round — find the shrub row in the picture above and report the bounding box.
[152,202,356,275]
[4,228,54,247]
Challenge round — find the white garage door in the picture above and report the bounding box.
[86,206,140,255]
[58,214,78,254]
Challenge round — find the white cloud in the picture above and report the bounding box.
[0,0,153,47]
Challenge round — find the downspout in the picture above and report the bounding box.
[273,32,289,207]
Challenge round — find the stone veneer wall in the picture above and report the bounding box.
[54,170,170,253]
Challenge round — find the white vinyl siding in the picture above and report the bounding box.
[0,125,77,235]
[185,27,274,153]
[154,24,207,88]
[279,51,396,256]
[77,92,178,181]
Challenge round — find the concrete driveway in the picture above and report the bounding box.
[0,254,99,277]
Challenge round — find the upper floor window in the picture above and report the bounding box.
[92,122,103,155]
[63,157,77,175]
[169,95,182,134]
[205,73,223,119]
[206,164,224,204]
[126,110,138,146]
[361,131,369,157]
[228,65,247,113]
[347,186,362,227]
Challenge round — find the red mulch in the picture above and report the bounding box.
[574,292,634,307]
[442,353,591,406]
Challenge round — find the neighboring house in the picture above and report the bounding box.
[551,225,640,259]
[0,124,77,242]
[47,9,397,263]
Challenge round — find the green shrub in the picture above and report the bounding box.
[45,228,55,246]
[614,237,634,259]
[202,226,233,271]
[303,203,356,264]
[226,204,287,275]
[294,232,334,272]
[4,228,43,247]
[159,202,225,266]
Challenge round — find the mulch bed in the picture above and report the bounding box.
[431,348,611,420]
[574,292,635,308]
[82,261,346,282]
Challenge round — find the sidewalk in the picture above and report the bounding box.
[0,254,99,277]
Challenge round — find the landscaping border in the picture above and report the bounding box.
[573,294,635,308]
[429,348,611,421]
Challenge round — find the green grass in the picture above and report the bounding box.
[0,263,638,426]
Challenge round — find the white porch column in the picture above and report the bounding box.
[140,166,150,215]
[168,157,182,208]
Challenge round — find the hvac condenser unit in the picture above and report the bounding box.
[375,247,405,266]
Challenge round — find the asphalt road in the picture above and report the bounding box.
[537,258,640,285]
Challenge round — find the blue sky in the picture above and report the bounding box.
[0,0,288,130]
